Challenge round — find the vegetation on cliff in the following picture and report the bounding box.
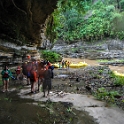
[41,50,62,63]
[1,0,124,45]
[51,0,124,43]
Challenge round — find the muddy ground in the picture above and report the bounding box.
[0,67,124,124]
[0,68,99,124]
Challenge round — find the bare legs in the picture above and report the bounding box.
[27,78,30,85]
[43,89,50,97]
[31,81,35,93]
[3,79,9,92]
[37,78,40,92]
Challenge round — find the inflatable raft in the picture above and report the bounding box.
[113,71,124,77]
[52,63,59,68]
[52,62,88,68]
[69,62,88,68]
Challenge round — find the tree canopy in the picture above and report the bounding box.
[47,0,124,43]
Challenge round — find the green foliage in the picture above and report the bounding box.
[95,88,108,100]
[109,71,124,86]
[66,107,76,115]
[97,59,124,63]
[41,50,62,63]
[114,75,124,86]
[52,0,124,43]
[98,69,104,74]
[95,87,120,103]
[120,0,124,10]
[97,87,106,93]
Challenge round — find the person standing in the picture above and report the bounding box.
[26,62,32,85]
[67,61,70,69]
[15,66,22,80]
[47,60,54,78]
[30,65,38,93]
[62,60,65,68]
[1,65,12,92]
[37,62,47,92]
[42,68,52,97]
[22,61,27,79]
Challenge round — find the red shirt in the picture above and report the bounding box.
[31,70,37,82]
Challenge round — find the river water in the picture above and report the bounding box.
[64,58,124,73]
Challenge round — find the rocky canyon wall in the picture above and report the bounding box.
[0,0,58,69]
[0,0,58,46]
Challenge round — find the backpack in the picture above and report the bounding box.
[48,65,54,70]
[3,71,9,78]
[16,70,21,75]
[27,71,31,77]
[44,69,54,79]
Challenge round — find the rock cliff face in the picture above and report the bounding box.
[0,0,58,69]
[52,39,124,60]
[0,0,58,45]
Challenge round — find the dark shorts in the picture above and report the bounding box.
[26,71,31,78]
[43,79,51,90]
[22,70,27,76]
[2,78,9,81]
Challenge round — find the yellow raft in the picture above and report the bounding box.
[113,71,124,77]
[52,63,59,68]
[69,62,88,68]
[52,62,88,68]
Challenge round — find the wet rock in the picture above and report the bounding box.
[52,39,124,60]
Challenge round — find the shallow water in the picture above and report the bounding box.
[64,58,124,73]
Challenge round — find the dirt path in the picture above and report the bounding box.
[18,85,124,124]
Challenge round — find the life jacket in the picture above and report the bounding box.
[16,66,21,75]
[48,65,54,70]
[16,70,21,75]
[2,71,9,78]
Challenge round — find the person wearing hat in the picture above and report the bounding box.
[27,55,31,60]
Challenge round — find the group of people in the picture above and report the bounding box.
[60,60,70,69]
[1,59,54,97]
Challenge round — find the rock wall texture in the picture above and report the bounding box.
[0,0,58,45]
